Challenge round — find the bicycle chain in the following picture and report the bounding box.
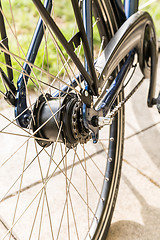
[73,74,145,136]
[104,76,145,124]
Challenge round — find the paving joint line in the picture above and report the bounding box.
[123,158,160,189]
[1,148,104,202]
[125,121,160,140]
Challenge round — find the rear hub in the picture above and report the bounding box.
[32,93,90,148]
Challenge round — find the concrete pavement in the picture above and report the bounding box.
[0,56,160,239]
[108,56,160,239]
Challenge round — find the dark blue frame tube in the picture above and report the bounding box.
[15,0,140,128]
[15,0,52,127]
[124,0,139,18]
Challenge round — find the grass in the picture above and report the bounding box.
[139,0,160,37]
[0,0,75,92]
[0,0,160,93]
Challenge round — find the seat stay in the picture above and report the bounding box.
[83,11,158,142]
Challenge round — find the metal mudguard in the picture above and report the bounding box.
[95,11,158,107]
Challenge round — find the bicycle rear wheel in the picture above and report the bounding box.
[0,0,124,239]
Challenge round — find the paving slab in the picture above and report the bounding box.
[0,57,160,240]
[108,161,160,240]
[108,56,160,239]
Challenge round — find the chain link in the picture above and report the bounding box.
[101,76,145,125]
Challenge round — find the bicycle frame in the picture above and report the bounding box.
[124,0,139,18]
[3,0,156,131]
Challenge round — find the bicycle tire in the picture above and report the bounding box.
[0,1,124,239]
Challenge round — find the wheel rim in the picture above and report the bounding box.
[0,1,123,239]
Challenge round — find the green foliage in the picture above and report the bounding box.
[139,0,160,38]
[1,0,160,94]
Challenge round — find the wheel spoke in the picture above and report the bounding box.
[56,148,76,239]
[82,144,90,230]
[0,5,82,97]
[0,147,44,203]
[73,148,103,200]
[29,191,44,240]
[80,144,107,178]
[2,147,70,240]
[0,1,125,239]
[44,148,96,217]
[34,141,55,240]
[0,46,81,95]
[9,133,30,240]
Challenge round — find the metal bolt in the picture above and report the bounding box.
[85,90,89,97]
[105,177,109,182]
[108,157,112,162]
[110,137,114,142]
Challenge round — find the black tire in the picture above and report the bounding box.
[0,1,124,239]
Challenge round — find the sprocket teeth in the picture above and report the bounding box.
[72,101,90,144]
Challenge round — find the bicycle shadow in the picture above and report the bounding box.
[107,174,160,240]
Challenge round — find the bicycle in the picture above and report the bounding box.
[0,0,159,239]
